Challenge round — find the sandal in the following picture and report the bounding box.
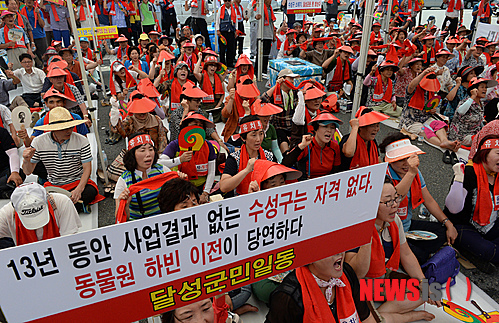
[450,152,460,165]
[103,182,115,196]
[442,150,452,164]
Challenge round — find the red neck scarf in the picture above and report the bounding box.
[51,83,76,102]
[116,172,179,223]
[50,4,60,22]
[44,179,105,205]
[3,25,26,49]
[447,0,462,12]
[423,45,436,65]
[202,70,223,103]
[110,67,137,95]
[349,133,378,170]
[20,7,36,28]
[171,78,184,104]
[234,3,243,21]
[237,144,266,195]
[233,93,251,119]
[15,12,25,28]
[390,171,424,220]
[79,5,87,20]
[95,2,109,15]
[264,4,276,26]
[82,47,93,60]
[283,38,295,51]
[220,4,237,24]
[373,74,393,103]
[366,221,401,278]
[108,0,127,15]
[295,266,360,323]
[116,45,129,60]
[328,57,350,91]
[479,0,491,18]
[15,201,59,245]
[305,109,315,134]
[182,53,197,71]
[178,142,210,180]
[191,0,206,15]
[408,85,433,111]
[472,162,499,226]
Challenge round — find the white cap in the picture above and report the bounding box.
[113,63,126,72]
[277,68,300,79]
[11,183,50,230]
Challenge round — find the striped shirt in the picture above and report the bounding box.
[31,132,92,185]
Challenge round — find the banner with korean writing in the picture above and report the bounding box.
[287,0,322,14]
[77,26,119,40]
[473,22,499,43]
[0,163,387,322]
[45,0,65,6]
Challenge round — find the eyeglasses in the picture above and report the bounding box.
[379,194,403,207]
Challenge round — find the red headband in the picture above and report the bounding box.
[240,120,263,134]
[481,139,499,150]
[128,134,154,150]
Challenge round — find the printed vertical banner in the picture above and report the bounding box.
[473,22,499,43]
[77,26,119,40]
[287,0,322,14]
[0,163,387,322]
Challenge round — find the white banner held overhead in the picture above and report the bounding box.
[0,164,387,322]
[287,0,322,14]
[473,22,499,43]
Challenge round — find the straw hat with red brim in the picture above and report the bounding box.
[368,49,377,56]
[457,65,484,79]
[356,107,389,127]
[353,23,362,29]
[308,111,343,126]
[373,22,381,27]
[43,88,75,102]
[379,60,399,73]
[420,73,441,92]
[203,56,222,71]
[436,49,455,58]
[115,34,128,42]
[236,76,260,98]
[182,42,195,48]
[422,35,435,41]
[251,159,302,186]
[475,44,486,50]
[1,11,15,19]
[457,26,471,34]
[149,31,160,36]
[138,78,161,98]
[304,84,325,101]
[46,67,68,78]
[477,37,489,43]
[157,50,175,62]
[408,57,424,65]
[486,42,498,47]
[445,37,460,44]
[127,97,157,113]
[48,60,68,71]
[492,51,499,58]
[202,48,219,57]
[338,45,354,54]
[180,111,215,128]
[286,29,297,35]
[235,53,252,67]
[182,83,209,98]
[468,78,498,95]
[322,93,338,110]
[314,27,324,33]
[252,99,283,116]
[384,139,426,163]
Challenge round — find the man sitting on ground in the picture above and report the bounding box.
[22,107,101,213]
[0,182,81,246]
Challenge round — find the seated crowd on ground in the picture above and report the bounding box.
[0,0,498,321]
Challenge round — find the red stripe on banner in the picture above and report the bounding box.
[288,8,322,14]
[27,219,375,323]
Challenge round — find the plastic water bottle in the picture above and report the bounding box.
[101,150,108,169]
[340,99,347,114]
[417,126,424,145]
[208,112,213,123]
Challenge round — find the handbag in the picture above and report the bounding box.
[421,246,460,288]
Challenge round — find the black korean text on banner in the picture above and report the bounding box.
[0,163,387,322]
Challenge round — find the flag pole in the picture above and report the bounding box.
[256,0,264,81]
[66,0,110,185]
[351,0,374,118]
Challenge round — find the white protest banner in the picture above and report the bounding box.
[473,22,499,43]
[287,0,321,14]
[0,163,387,322]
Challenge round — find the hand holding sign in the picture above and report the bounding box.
[425,95,441,112]
[11,106,31,132]
[179,125,206,151]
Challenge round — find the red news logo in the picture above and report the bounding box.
[360,279,443,302]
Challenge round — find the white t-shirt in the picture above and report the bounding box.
[0,193,82,245]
